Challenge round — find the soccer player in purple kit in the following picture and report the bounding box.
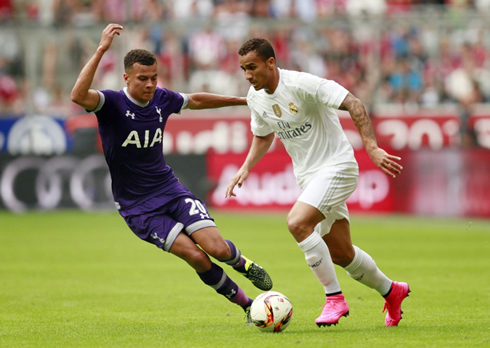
[71,23,272,323]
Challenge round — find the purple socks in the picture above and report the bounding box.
[197,263,251,309]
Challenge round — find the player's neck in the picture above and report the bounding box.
[264,67,280,95]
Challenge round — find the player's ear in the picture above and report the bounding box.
[123,73,129,83]
[267,57,275,69]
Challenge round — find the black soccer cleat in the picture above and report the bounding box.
[240,256,273,291]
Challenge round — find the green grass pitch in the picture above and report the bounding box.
[1,211,489,347]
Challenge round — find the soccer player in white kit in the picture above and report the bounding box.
[226,38,410,327]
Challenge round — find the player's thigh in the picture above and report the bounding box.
[299,167,357,237]
[123,212,184,252]
[170,233,212,272]
[191,226,231,261]
[170,195,217,236]
[125,211,212,271]
[169,196,230,258]
[298,167,358,218]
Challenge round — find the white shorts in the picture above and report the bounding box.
[297,167,358,236]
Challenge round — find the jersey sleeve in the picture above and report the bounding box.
[88,90,105,113]
[93,89,119,123]
[179,93,189,110]
[247,89,273,136]
[315,79,349,109]
[160,88,185,115]
[250,109,274,136]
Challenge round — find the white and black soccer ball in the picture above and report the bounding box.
[250,291,293,332]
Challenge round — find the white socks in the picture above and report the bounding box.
[344,245,392,296]
[298,232,341,295]
[298,235,392,297]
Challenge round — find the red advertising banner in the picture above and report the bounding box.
[345,150,397,212]
[60,111,490,156]
[164,111,490,155]
[207,150,398,214]
[207,148,490,218]
[207,151,301,211]
[394,149,490,218]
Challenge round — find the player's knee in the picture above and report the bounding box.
[180,248,210,270]
[209,247,231,261]
[287,214,312,240]
[206,242,231,261]
[286,214,300,234]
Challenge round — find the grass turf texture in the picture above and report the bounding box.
[0,211,489,348]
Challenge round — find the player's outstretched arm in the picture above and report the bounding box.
[185,93,247,110]
[225,133,275,198]
[71,23,123,111]
[339,93,403,178]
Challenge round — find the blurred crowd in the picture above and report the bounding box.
[1,0,490,119]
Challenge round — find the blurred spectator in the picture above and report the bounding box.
[157,31,187,87]
[0,0,13,20]
[386,0,413,13]
[270,0,317,20]
[475,0,490,11]
[172,0,214,19]
[93,0,126,24]
[3,1,490,117]
[250,0,271,17]
[0,28,21,74]
[188,24,224,71]
[0,72,20,113]
[419,76,441,108]
[388,58,423,104]
[214,0,250,41]
[346,0,386,15]
[315,0,348,17]
[186,20,241,94]
[68,0,97,26]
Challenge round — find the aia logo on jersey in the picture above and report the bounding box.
[121,129,163,148]
[289,102,299,115]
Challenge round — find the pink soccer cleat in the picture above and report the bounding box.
[315,294,350,327]
[382,281,410,326]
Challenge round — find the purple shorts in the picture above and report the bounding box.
[122,194,216,252]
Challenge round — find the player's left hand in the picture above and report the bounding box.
[225,169,249,198]
[368,147,403,178]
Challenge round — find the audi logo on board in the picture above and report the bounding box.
[0,155,113,212]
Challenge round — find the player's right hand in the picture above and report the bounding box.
[99,23,123,52]
[225,169,249,198]
[368,147,403,178]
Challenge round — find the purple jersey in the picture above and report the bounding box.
[93,87,191,216]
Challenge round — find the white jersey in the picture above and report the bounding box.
[248,68,358,188]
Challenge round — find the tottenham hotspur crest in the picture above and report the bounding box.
[155,106,162,122]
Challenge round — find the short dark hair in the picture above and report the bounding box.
[238,38,276,62]
[124,49,157,71]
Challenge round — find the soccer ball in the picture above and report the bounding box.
[250,291,293,332]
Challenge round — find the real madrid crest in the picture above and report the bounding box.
[272,104,282,118]
[289,102,299,115]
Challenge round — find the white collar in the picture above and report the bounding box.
[123,87,150,107]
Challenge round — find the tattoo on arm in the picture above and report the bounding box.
[340,93,376,142]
